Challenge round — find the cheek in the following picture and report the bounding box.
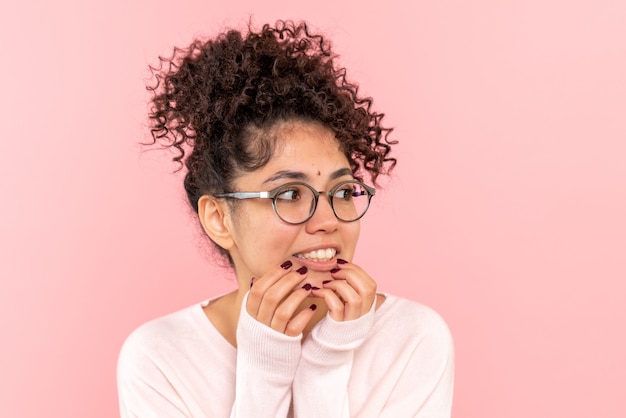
[231,204,275,243]
[341,222,361,256]
[233,211,298,270]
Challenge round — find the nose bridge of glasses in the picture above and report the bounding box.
[312,189,334,214]
[299,188,341,226]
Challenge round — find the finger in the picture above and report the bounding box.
[322,279,362,320]
[284,303,318,337]
[247,260,294,318]
[256,267,308,325]
[269,287,312,333]
[310,287,345,321]
[330,264,377,316]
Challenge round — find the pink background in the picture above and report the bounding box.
[1,1,625,417]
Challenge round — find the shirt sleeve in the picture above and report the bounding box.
[230,291,302,418]
[292,299,376,418]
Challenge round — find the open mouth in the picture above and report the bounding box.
[294,248,337,263]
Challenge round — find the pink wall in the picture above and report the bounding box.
[1,1,625,417]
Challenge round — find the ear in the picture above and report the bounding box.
[197,195,235,251]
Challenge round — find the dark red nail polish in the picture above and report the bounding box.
[322,280,332,284]
[311,286,320,290]
[297,266,307,275]
[302,283,312,290]
[281,260,292,269]
[337,259,348,265]
[330,268,340,274]
[309,304,317,311]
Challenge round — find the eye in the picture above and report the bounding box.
[334,184,355,201]
[276,187,301,201]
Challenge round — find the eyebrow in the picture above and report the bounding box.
[262,167,353,185]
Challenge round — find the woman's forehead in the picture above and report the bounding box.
[239,122,351,186]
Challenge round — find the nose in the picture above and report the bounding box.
[305,193,339,233]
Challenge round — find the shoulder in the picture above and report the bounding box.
[373,294,454,362]
[355,295,455,414]
[117,304,216,416]
[377,295,452,338]
[121,305,195,350]
[372,294,454,382]
[117,304,206,377]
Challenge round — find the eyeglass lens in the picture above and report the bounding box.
[273,181,371,223]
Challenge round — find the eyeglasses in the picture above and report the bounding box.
[215,180,376,225]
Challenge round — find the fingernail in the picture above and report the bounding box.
[302,283,312,290]
[311,286,320,290]
[281,260,293,269]
[322,280,332,284]
[309,304,317,311]
[337,258,348,265]
[297,266,308,275]
[330,268,340,273]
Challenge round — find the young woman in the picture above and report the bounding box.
[117,20,454,417]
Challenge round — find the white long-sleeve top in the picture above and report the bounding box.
[117,293,454,417]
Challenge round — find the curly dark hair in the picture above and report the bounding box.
[146,20,396,261]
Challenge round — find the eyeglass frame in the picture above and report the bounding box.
[214,180,376,225]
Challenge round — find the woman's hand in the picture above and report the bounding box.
[246,261,317,337]
[312,259,377,322]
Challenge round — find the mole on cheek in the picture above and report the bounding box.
[317,170,321,176]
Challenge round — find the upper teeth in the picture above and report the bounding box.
[296,248,336,261]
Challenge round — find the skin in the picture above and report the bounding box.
[198,120,384,346]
